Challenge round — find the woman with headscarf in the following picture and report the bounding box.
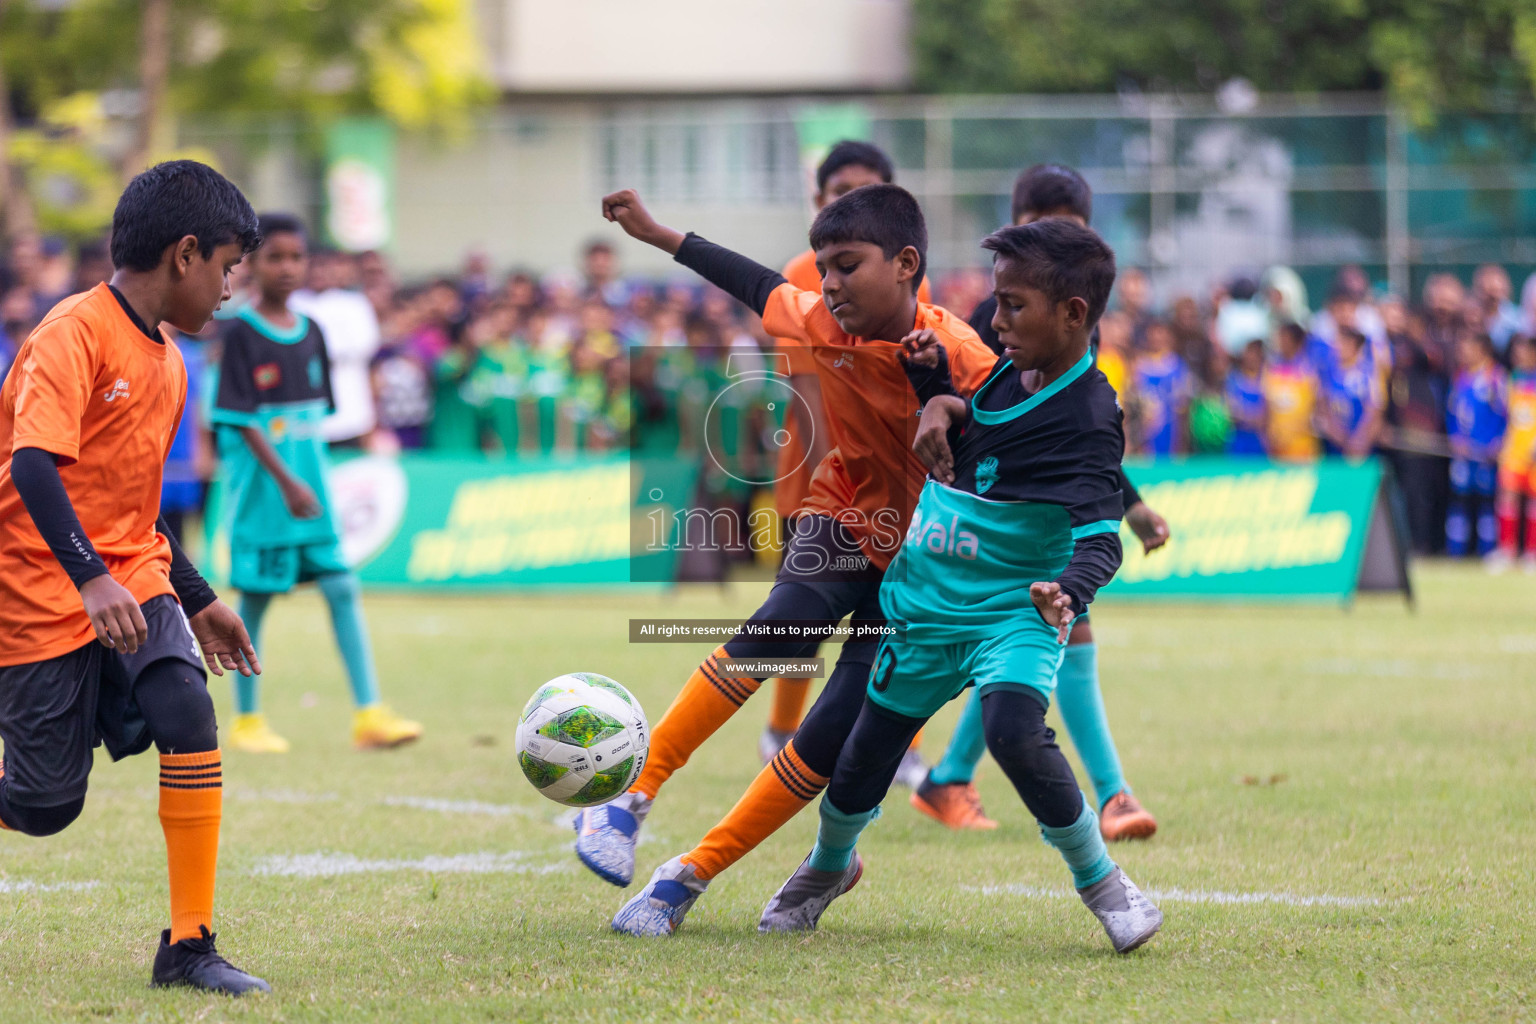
[1261,266,1310,336]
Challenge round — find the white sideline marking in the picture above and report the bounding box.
[0,879,100,894]
[964,883,1384,907]
[381,795,535,818]
[252,851,567,879]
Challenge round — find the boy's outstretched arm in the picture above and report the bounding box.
[11,446,148,653]
[602,189,786,316]
[238,425,322,519]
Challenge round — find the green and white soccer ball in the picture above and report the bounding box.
[515,672,649,807]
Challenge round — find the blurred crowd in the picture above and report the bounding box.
[3,232,1535,564]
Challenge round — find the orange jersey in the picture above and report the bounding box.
[763,282,995,569]
[0,284,187,666]
[773,249,933,518]
[1500,374,1536,475]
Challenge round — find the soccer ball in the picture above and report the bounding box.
[515,672,649,807]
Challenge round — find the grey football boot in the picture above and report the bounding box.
[757,853,864,933]
[1078,866,1163,953]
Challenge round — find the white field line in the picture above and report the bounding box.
[381,795,537,818]
[963,883,1386,907]
[251,851,568,879]
[0,878,100,890]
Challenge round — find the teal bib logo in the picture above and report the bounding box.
[975,456,999,494]
[308,356,323,389]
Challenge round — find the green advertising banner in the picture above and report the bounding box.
[319,455,696,588]
[1105,457,1401,601]
[323,117,395,253]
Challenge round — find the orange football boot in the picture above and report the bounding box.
[909,776,998,830]
[1099,791,1157,841]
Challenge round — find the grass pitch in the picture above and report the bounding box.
[0,562,1531,1022]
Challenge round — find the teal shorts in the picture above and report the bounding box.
[230,540,348,594]
[866,623,1065,720]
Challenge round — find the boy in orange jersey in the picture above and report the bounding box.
[0,161,269,993]
[762,140,930,790]
[578,185,996,912]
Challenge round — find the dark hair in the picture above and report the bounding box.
[255,212,307,245]
[816,140,895,194]
[1337,325,1367,351]
[1010,164,1092,224]
[1278,320,1307,344]
[110,160,259,271]
[1228,276,1259,301]
[808,183,927,291]
[1327,286,1358,306]
[981,219,1116,326]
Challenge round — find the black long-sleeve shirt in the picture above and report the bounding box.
[673,233,786,315]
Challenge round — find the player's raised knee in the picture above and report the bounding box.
[1,796,85,837]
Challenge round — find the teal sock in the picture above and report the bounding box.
[1056,642,1129,809]
[318,573,381,709]
[1040,796,1115,889]
[807,798,879,873]
[234,592,272,715]
[929,689,987,786]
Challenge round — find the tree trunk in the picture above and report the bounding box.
[125,0,171,181]
[0,0,38,239]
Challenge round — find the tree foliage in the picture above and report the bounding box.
[0,0,489,128]
[912,0,1536,118]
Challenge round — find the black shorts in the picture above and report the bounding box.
[0,595,205,808]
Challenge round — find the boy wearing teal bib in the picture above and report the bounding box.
[758,218,1163,954]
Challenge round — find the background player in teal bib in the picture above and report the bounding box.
[915,165,1163,840]
[211,213,422,752]
[759,219,1162,953]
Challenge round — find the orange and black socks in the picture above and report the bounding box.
[768,677,813,734]
[682,739,828,880]
[632,646,762,799]
[159,750,223,944]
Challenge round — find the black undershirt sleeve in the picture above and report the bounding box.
[11,447,220,615]
[1119,466,1142,509]
[1054,533,1123,617]
[10,446,110,588]
[159,514,217,618]
[904,345,960,405]
[673,233,787,315]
